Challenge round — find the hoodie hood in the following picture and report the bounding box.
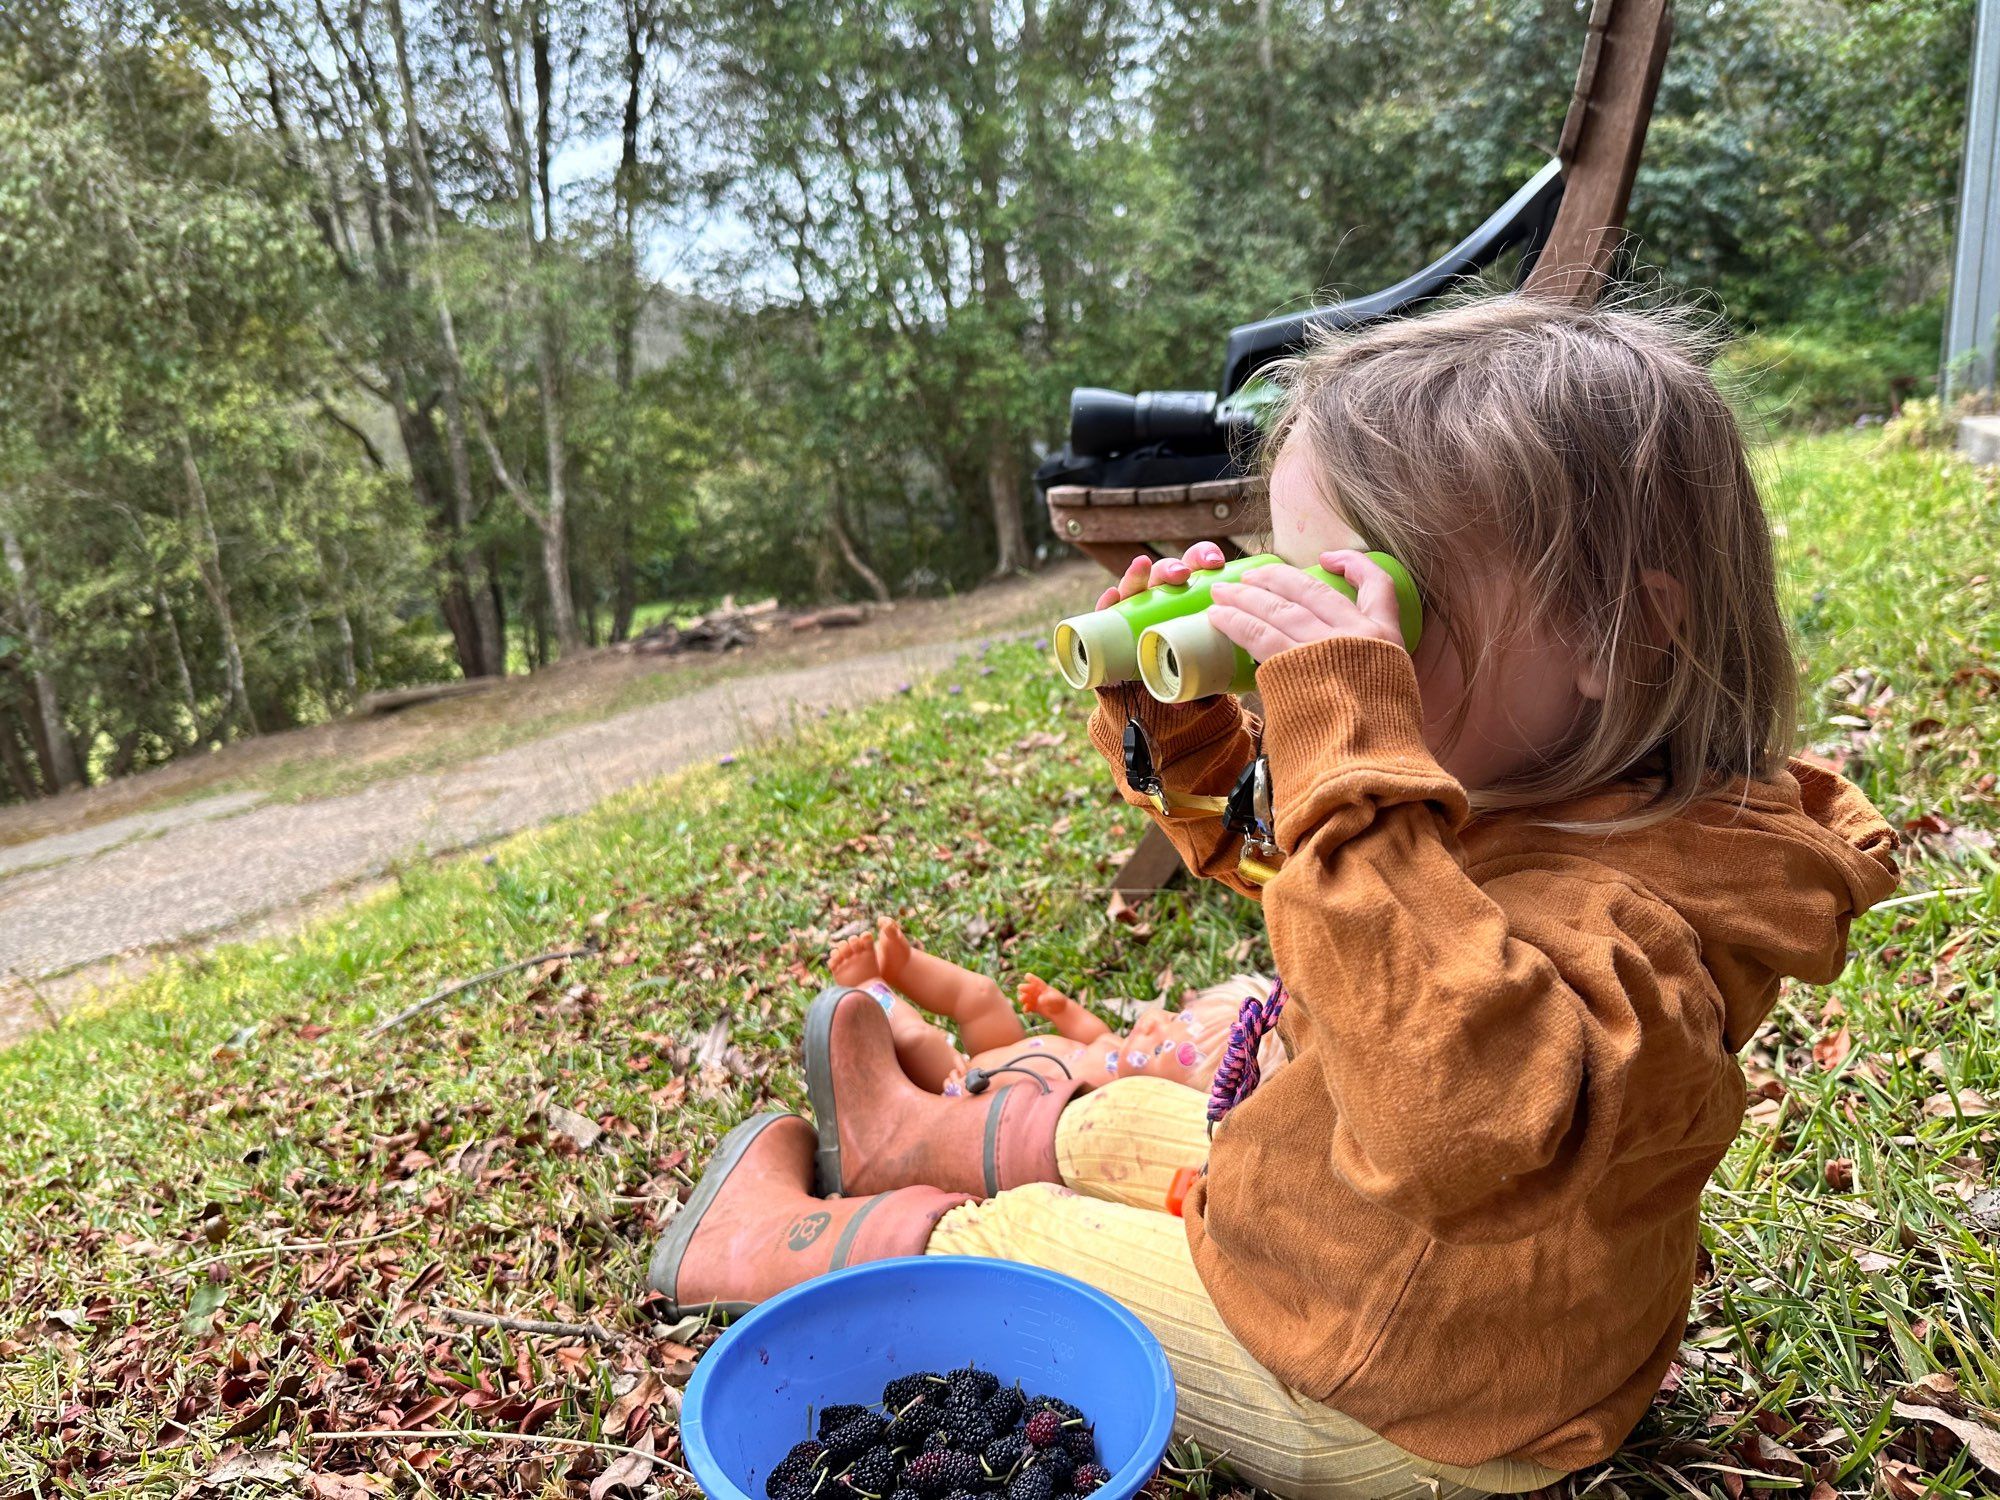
[1521,759,1901,1050]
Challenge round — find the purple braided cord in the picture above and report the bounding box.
[1206,978,1287,1126]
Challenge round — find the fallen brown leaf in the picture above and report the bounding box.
[588,1429,658,1500]
[177,1448,307,1496]
[604,1370,665,1438]
[1892,1401,2000,1478]
[547,1104,603,1152]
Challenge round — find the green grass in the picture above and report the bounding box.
[1,432,1997,1495]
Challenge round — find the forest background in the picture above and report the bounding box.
[0,0,1977,804]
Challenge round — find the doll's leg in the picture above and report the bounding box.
[884,997,965,1094]
[874,917,1025,1056]
[829,931,965,1091]
[929,1188,1560,1499]
[1017,975,1112,1043]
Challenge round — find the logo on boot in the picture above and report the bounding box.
[786,1210,832,1251]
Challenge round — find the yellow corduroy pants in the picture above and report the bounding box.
[928,1078,1565,1500]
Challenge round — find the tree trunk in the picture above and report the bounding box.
[0,705,39,800]
[984,434,1029,577]
[1255,0,1277,179]
[1,517,81,790]
[611,0,648,645]
[387,0,506,679]
[969,0,1030,578]
[177,433,258,736]
[156,587,201,746]
[829,478,890,602]
[475,0,582,659]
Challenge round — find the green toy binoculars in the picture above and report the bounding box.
[1052,552,1422,703]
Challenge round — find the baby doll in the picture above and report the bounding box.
[826,916,1283,1096]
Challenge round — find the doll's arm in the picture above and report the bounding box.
[1016,976,1112,1043]
[1085,691,1265,900]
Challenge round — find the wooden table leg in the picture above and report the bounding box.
[1113,823,1187,895]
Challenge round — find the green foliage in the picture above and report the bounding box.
[0,0,1979,803]
[1722,315,1943,432]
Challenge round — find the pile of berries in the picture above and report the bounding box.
[765,1366,1109,1500]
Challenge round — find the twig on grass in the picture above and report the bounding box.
[179,1224,421,1274]
[435,1304,626,1348]
[1870,884,1987,912]
[364,945,597,1037]
[304,1427,695,1482]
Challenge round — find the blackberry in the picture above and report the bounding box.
[941,1407,997,1451]
[819,1405,876,1441]
[1070,1464,1112,1496]
[1023,1410,1064,1450]
[824,1412,890,1464]
[981,1386,1024,1431]
[890,1491,922,1500]
[1005,1466,1055,1500]
[1062,1428,1097,1464]
[1025,1396,1084,1426]
[767,1440,827,1500]
[980,1433,1026,1479]
[886,1395,944,1447]
[1031,1449,1074,1491]
[923,1429,954,1452]
[945,1366,1000,1406]
[847,1446,901,1499]
[884,1371,947,1409]
[906,1449,984,1497]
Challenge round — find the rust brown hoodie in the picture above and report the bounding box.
[1089,636,1899,1472]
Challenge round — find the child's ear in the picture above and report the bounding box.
[1574,570,1685,702]
[1636,568,1686,650]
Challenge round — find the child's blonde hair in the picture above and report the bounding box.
[1265,293,1795,826]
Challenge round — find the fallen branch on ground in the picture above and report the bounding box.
[436,1305,625,1348]
[364,946,597,1038]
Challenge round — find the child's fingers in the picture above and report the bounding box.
[1147,556,1192,589]
[1181,541,1226,572]
[1319,550,1406,640]
[1207,603,1298,663]
[1213,572,1339,643]
[1237,562,1369,632]
[1096,554,1153,610]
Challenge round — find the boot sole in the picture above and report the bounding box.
[803,984,855,1195]
[647,1112,795,1321]
[804,983,1008,1198]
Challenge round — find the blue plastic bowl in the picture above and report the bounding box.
[681,1257,1176,1500]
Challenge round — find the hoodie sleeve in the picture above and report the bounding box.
[1086,688,1267,900]
[1252,635,1722,1245]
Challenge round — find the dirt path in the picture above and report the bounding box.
[0,564,1100,1041]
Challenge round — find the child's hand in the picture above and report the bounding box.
[1208,550,1404,662]
[1094,542,1227,611]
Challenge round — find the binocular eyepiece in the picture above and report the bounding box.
[1067,387,1254,459]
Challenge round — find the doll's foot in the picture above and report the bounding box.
[646,1113,968,1319]
[1018,976,1112,1043]
[873,916,915,987]
[828,931,882,988]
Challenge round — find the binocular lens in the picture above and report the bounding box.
[1069,387,1228,458]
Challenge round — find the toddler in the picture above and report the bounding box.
[651,297,1899,1499]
